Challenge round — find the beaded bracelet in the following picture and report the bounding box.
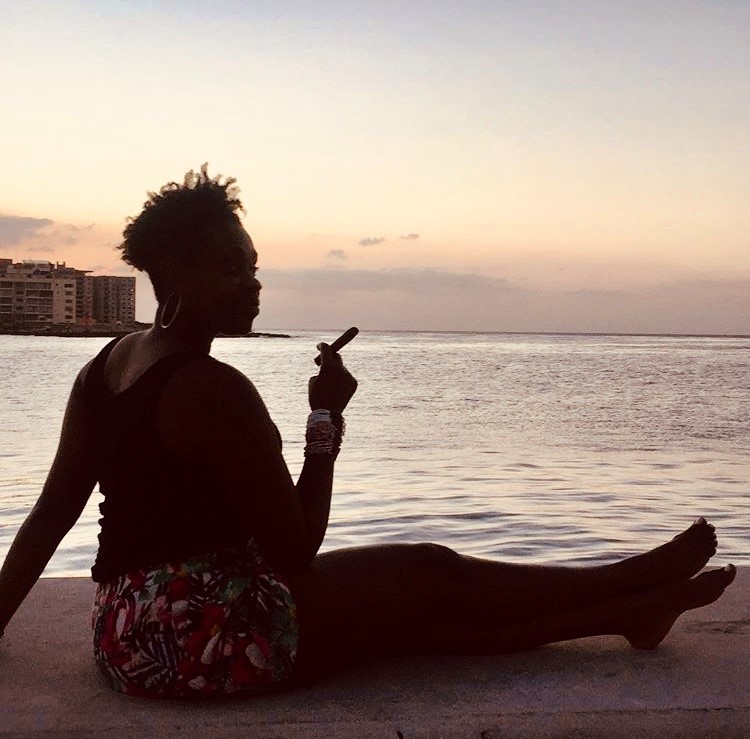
[305,409,345,457]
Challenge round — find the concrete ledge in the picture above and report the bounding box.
[0,571,748,738]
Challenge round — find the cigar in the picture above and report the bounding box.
[314,327,359,365]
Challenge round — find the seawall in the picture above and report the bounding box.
[0,572,747,738]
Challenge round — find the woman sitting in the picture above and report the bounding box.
[0,166,735,697]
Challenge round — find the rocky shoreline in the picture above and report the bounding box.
[1,326,291,338]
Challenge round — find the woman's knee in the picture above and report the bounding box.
[405,542,461,570]
[294,542,462,594]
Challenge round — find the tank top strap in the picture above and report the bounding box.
[84,336,127,406]
[133,348,206,398]
[84,336,205,407]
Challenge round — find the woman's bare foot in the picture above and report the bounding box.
[609,518,717,593]
[623,565,736,650]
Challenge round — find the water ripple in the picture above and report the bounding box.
[1,332,748,574]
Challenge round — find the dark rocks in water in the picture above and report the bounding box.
[1,325,291,339]
[218,331,291,338]
[1,327,137,338]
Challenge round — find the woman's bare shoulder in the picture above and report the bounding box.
[70,354,99,403]
[168,354,262,404]
[157,355,272,456]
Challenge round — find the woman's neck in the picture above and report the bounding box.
[151,306,214,354]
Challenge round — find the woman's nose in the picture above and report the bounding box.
[242,270,261,290]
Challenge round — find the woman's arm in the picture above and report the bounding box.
[157,342,357,574]
[293,342,357,556]
[0,370,98,635]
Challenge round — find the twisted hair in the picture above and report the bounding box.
[119,164,245,300]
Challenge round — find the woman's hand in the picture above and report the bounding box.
[308,342,358,413]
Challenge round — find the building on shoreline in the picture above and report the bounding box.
[0,258,135,329]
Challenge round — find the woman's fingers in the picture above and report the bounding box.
[309,345,357,412]
[314,327,358,366]
[316,342,343,368]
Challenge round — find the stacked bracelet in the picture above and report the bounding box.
[305,409,344,457]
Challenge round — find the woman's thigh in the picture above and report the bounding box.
[286,543,463,678]
[285,541,623,680]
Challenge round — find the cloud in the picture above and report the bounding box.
[106,263,136,276]
[356,234,418,246]
[261,267,512,294]
[25,244,56,253]
[250,268,750,335]
[0,215,54,246]
[52,234,78,245]
[252,267,516,333]
[326,249,348,261]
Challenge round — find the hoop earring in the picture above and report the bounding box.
[159,292,182,330]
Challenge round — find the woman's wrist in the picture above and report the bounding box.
[304,409,344,457]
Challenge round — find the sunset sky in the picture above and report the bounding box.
[2,1,748,333]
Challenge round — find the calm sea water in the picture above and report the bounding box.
[0,331,748,576]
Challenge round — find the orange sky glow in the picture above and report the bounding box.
[2,1,748,333]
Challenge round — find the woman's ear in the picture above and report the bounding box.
[158,256,191,293]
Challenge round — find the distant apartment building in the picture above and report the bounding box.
[91,275,136,325]
[53,263,95,324]
[0,260,77,326]
[0,259,135,328]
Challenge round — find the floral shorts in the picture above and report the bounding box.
[91,540,299,698]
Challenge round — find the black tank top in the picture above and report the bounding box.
[85,338,251,583]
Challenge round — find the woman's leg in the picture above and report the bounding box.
[287,520,723,681]
[413,565,736,655]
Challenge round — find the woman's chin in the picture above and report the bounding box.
[220,315,255,336]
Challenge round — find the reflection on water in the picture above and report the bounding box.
[1,332,748,576]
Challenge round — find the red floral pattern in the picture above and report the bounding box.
[91,540,298,698]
